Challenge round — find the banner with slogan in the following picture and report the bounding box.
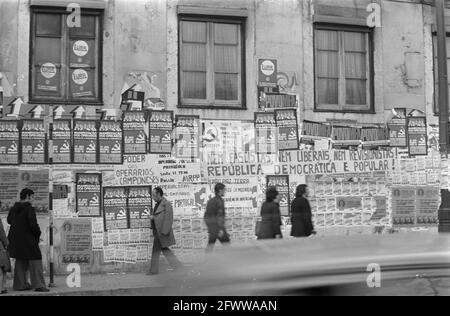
[266,175,290,216]
[20,119,47,164]
[361,127,389,148]
[388,108,407,147]
[98,120,123,164]
[149,110,173,154]
[76,173,102,217]
[156,154,202,184]
[112,154,159,186]
[275,108,299,151]
[407,116,427,156]
[123,111,147,154]
[0,120,20,165]
[204,149,397,179]
[51,120,72,164]
[174,115,200,159]
[254,112,277,155]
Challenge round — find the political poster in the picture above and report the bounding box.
[361,127,389,148]
[0,120,19,165]
[174,115,200,159]
[149,110,173,154]
[76,173,102,217]
[407,116,427,156]
[275,109,299,151]
[113,154,159,186]
[37,62,60,94]
[254,112,277,155]
[0,169,49,213]
[202,120,255,158]
[123,111,147,154]
[336,197,363,211]
[103,187,129,231]
[51,120,72,164]
[20,120,47,164]
[415,186,439,226]
[70,68,94,98]
[331,126,362,147]
[301,120,332,144]
[388,108,407,147]
[266,175,290,216]
[98,120,123,164]
[128,186,152,229]
[61,218,92,264]
[258,59,278,87]
[391,186,416,226]
[73,120,98,164]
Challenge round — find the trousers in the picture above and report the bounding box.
[13,259,46,290]
[149,236,182,274]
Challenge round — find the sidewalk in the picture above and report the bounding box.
[1,269,184,296]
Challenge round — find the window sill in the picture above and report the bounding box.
[313,108,376,115]
[178,104,247,110]
[28,100,104,106]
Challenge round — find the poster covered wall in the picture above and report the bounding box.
[98,120,123,164]
[123,111,147,154]
[61,218,92,264]
[21,120,47,164]
[76,173,102,217]
[0,120,19,165]
[149,110,173,154]
[174,115,200,159]
[103,187,129,231]
[275,109,299,151]
[51,120,72,164]
[128,186,152,229]
[255,112,277,155]
[73,120,98,164]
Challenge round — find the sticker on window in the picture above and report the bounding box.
[40,63,57,79]
[72,69,88,85]
[73,40,89,57]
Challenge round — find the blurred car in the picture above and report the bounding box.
[170,233,450,296]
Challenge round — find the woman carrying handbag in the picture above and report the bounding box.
[0,211,11,295]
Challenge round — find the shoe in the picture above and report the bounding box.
[35,288,50,292]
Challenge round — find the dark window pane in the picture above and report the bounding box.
[69,15,96,38]
[346,79,366,105]
[35,65,62,97]
[215,73,238,100]
[70,39,96,67]
[345,52,366,79]
[182,21,207,43]
[183,72,206,99]
[35,37,62,64]
[69,68,96,99]
[315,30,338,51]
[317,51,339,78]
[344,32,366,52]
[317,78,338,104]
[214,45,239,73]
[214,23,238,45]
[181,43,207,71]
[36,13,61,36]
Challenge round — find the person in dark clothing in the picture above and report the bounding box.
[257,187,282,240]
[7,188,49,292]
[0,201,11,294]
[147,187,183,275]
[290,184,315,237]
[204,183,230,251]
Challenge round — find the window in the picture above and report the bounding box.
[179,16,245,108]
[432,34,450,113]
[314,24,374,112]
[30,8,102,104]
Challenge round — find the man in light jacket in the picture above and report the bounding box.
[148,187,183,275]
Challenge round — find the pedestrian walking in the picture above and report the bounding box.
[7,188,49,292]
[148,187,183,275]
[204,183,230,252]
[257,187,282,240]
[290,184,315,237]
[0,201,11,295]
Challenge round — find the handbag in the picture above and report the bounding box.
[0,243,11,273]
[254,219,261,237]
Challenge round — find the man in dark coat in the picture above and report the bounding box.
[204,183,230,252]
[148,187,183,275]
[7,188,49,292]
[290,185,315,237]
